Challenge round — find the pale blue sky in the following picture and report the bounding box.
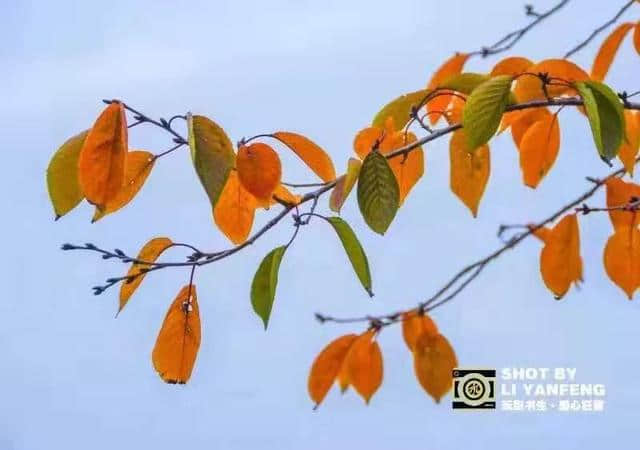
[2,0,640,448]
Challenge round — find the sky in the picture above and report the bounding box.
[2,0,640,448]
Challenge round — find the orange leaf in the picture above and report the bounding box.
[603,227,640,299]
[618,110,640,175]
[445,95,466,125]
[634,22,640,55]
[119,237,173,314]
[92,150,155,222]
[591,23,634,81]
[344,330,383,404]
[402,311,438,352]
[307,334,358,407]
[272,132,336,182]
[152,284,201,384]
[353,127,383,160]
[519,113,560,188]
[213,171,258,245]
[510,108,552,147]
[539,214,583,299]
[413,333,457,403]
[514,59,589,102]
[449,129,490,217]
[386,133,425,205]
[427,53,469,124]
[271,184,302,206]
[530,225,551,243]
[490,56,533,77]
[237,143,282,201]
[78,102,128,209]
[605,178,640,230]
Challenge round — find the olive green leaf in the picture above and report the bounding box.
[327,217,373,296]
[357,150,400,235]
[251,246,287,329]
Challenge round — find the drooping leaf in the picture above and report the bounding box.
[514,59,588,102]
[603,227,640,299]
[307,334,358,407]
[119,237,174,314]
[413,333,457,403]
[508,108,551,146]
[449,129,490,217]
[343,330,383,404]
[213,170,258,245]
[490,56,533,77]
[272,132,336,182]
[401,311,438,352]
[326,217,373,296]
[575,81,625,161]
[427,53,470,124]
[251,246,286,329]
[92,150,155,222]
[372,89,430,131]
[605,178,640,231]
[187,113,235,208]
[152,284,201,384]
[236,143,282,202]
[591,23,634,81]
[46,130,88,219]
[538,214,583,299]
[329,158,362,212]
[518,113,560,188]
[618,110,640,175]
[462,75,513,150]
[634,22,640,55]
[357,150,400,235]
[386,133,425,205]
[78,102,127,209]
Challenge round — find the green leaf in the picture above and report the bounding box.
[251,246,286,329]
[440,73,489,95]
[327,217,373,296]
[575,81,625,161]
[373,89,430,131]
[329,158,361,212]
[187,113,235,208]
[462,75,513,150]
[357,150,400,235]
[46,130,88,219]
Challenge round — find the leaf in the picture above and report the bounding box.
[119,237,174,314]
[427,53,470,124]
[462,75,513,150]
[329,158,362,212]
[634,22,640,55]
[386,133,425,205]
[307,334,358,407]
[490,56,533,77]
[413,333,457,403]
[152,284,201,384]
[187,113,235,208]
[237,143,282,202]
[357,150,400,235]
[92,151,155,222]
[272,132,336,182]
[591,23,634,81]
[46,130,88,219]
[449,129,490,217]
[618,110,640,175]
[603,227,640,299]
[270,184,302,206]
[343,330,383,404]
[251,246,286,329]
[440,73,490,95]
[326,217,373,296]
[539,215,583,299]
[509,108,552,146]
[78,102,127,209]
[518,113,560,188]
[605,178,640,231]
[353,126,384,160]
[401,311,438,352]
[213,171,257,244]
[575,81,625,161]
[372,89,430,131]
[514,59,589,102]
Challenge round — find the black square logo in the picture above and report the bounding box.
[452,368,496,410]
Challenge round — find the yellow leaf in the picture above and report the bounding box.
[413,333,457,403]
[604,227,640,299]
[401,311,438,352]
[427,53,469,124]
[47,130,88,219]
[519,113,560,188]
[618,110,640,175]
[214,171,257,245]
[514,59,589,102]
[237,143,282,202]
[92,150,155,222]
[344,330,383,404]
[307,334,358,407]
[490,56,533,77]
[78,102,128,209]
[119,237,173,314]
[539,215,582,299]
[273,132,336,182]
[449,129,490,217]
[330,158,362,212]
[152,284,201,384]
[591,23,634,81]
[605,178,640,230]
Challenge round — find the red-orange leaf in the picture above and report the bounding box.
[427,53,469,124]
[273,132,336,182]
[152,284,201,384]
[634,22,640,55]
[606,178,640,231]
[591,23,634,81]
[214,171,258,244]
[490,56,533,77]
[78,102,128,209]
[402,311,438,352]
[514,59,589,102]
[539,214,583,299]
[344,330,383,404]
[604,227,640,299]
[413,333,457,403]
[518,113,560,188]
[307,334,358,407]
[618,110,640,175]
[237,143,282,201]
[449,129,490,217]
